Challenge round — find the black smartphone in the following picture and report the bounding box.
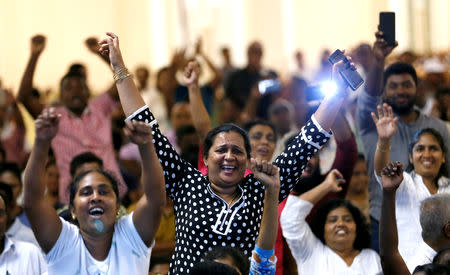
[379,12,395,46]
[328,49,364,91]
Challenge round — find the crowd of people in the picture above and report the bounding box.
[0,18,449,275]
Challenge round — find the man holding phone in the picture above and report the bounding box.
[356,15,450,264]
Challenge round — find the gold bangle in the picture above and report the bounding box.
[113,67,132,83]
[377,143,391,153]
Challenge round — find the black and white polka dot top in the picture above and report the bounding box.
[127,105,332,274]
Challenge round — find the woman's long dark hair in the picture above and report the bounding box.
[406,128,448,179]
[310,199,371,250]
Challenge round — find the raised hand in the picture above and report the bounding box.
[195,38,203,55]
[171,48,187,71]
[371,103,398,140]
[373,30,398,62]
[35,108,60,142]
[322,169,345,193]
[123,121,153,145]
[381,161,403,192]
[184,61,200,87]
[250,158,280,192]
[331,51,357,91]
[85,37,100,53]
[98,32,126,71]
[31,35,46,56]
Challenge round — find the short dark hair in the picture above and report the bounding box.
[413,263,450,275]
[191,261,240,275]
[203,246,250,275]
[406,128,448,178]
[243,120,277,142]
[311,199,371,250]
[70,152,104,177]
[203,124,251,159]
[59,71,88,93]
[68,63,86,75]
[69,169,119,207]
[0,162,22,184]
[383,62,418,88]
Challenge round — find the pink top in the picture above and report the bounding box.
[52,93,126,204]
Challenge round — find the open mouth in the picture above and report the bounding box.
[336,229,346,235]
[221,165,236,172]
[89,207,104,217]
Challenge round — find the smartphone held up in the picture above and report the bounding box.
[379,12,396,46]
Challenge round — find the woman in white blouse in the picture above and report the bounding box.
[372,103,449,271]
[280,169,382,275]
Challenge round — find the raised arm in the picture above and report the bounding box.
[17,35,46,118]
[371,103,398,176]
[85,36,120,101]
[98,32,145,116]
[195,38,222,90]
[313,54,356,131]
[125,121,166,247]
[365,30,398,97]
[250,159,280,274]
[280,171,345,263]
[23,108,62,253]
[379,161,410,275]
[299,169,345,204]
[184,61,211,142]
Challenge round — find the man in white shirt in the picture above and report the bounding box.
[407,194,450,272]
[0,183,47,274]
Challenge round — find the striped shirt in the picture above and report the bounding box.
[52,92,126,204]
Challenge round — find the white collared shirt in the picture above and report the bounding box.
[281,195,382,275]
[0,236,47,275]
[6,218,39,247]
[406,241,436,273]
[375,171,450,266]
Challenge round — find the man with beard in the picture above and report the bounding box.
[356,30,450,252]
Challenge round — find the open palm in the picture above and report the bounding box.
[371,103,398,140]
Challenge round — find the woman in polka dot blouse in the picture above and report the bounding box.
[99,32,356,274]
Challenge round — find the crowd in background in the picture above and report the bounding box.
[0,20,449,275]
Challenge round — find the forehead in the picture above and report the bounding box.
[0,171,20,184]
[77,172,113,190]
[249,124,274,135]
[327,206,352,217]
[212,131,245,147]
[386,73,415,85]
[61,77,85,89]
[415,133,441,146]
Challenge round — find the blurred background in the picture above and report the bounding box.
[0,0,448,93]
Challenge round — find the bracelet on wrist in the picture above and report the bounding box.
[113,67,132,83]
[377,143,391,153]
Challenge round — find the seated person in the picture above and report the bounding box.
[0,182,47,274]
[0,163,38,246]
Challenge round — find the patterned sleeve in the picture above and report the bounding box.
[125,105,194,199]
[274,115,332,202]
